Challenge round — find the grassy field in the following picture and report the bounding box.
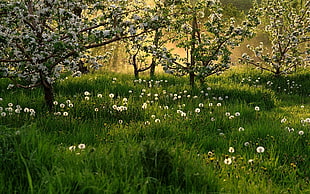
[0,65,309,193]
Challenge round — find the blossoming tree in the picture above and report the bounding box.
[240,0,310,76]
[161,0,260,87]
[0,0,159,109]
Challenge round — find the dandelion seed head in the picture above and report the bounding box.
[256,146,265,153]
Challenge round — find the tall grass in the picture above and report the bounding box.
[0,65,309,193]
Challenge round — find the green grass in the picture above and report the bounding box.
[0,66,309,193]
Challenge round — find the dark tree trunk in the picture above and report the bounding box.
[132,54,139,79]
[150,29,161,79]
[42,79,54,110]
[190,72,195,88]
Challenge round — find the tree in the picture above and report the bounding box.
[240,0,310,76]
[0,0,159,109]
[125,0,170,79]
[161,0,259,87]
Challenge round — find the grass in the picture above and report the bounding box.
[0,65,309,193]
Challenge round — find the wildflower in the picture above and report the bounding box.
[209,103,213,107]
[256,146,265,153]
[97,94,103,98]
[224,158,232,165]
[78,144,86,149]
[195,108,201,113]
[225,112,231,116]
[8,103,13,107]
[69,146,76,151]
[60,103,65,108]
[229,115,234,119]
[238,127,245,132]
[199,103,204,107]
[68,103,74,108]
[301,105,304,108]
[15,109,21,114]
[94,108,99,112]
[142,103,147,109]
[66,100,71,104]
[216,103,221,107]
[63,112,69,116]
[144,121,150,125]
[228,147,235,153]
[248,159,254,164]
[155,119,160,123]
[181,112,186,117]
[1,112,6,117]
[255,106,260,111]
[244,142,249,146]
[281,118,287,123]
[85,96,90,100]
[119,120,123,124]
[109,93,115,99]
[84,91,90,96]
[235,112,240,116]
[211,117,215,121]
[298,131,304,135]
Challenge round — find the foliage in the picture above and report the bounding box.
[0,0,161,108]
[240,0,310,76]
[160,0,260,86]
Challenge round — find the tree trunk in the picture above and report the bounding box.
[150,29,161,79]
[189,15,197,88]
[190,72,195,88]
[42,79,55,110]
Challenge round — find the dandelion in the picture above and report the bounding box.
[298,131,304,135]
[224,158,232,165]
[255,106,260,111]
[109,93,115,99]
[228,147,235,153]
[195,108,201,113]
[256,146,265,153]
[281,118,287,123]
[69,146,76,151]
[238,127,245,132]
[78,144,86,149]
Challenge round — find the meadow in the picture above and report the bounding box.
[0,65,309,193]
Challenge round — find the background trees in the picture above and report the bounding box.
[240,0,310,76]
[0,0,309,108]
[160,0,260,87]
